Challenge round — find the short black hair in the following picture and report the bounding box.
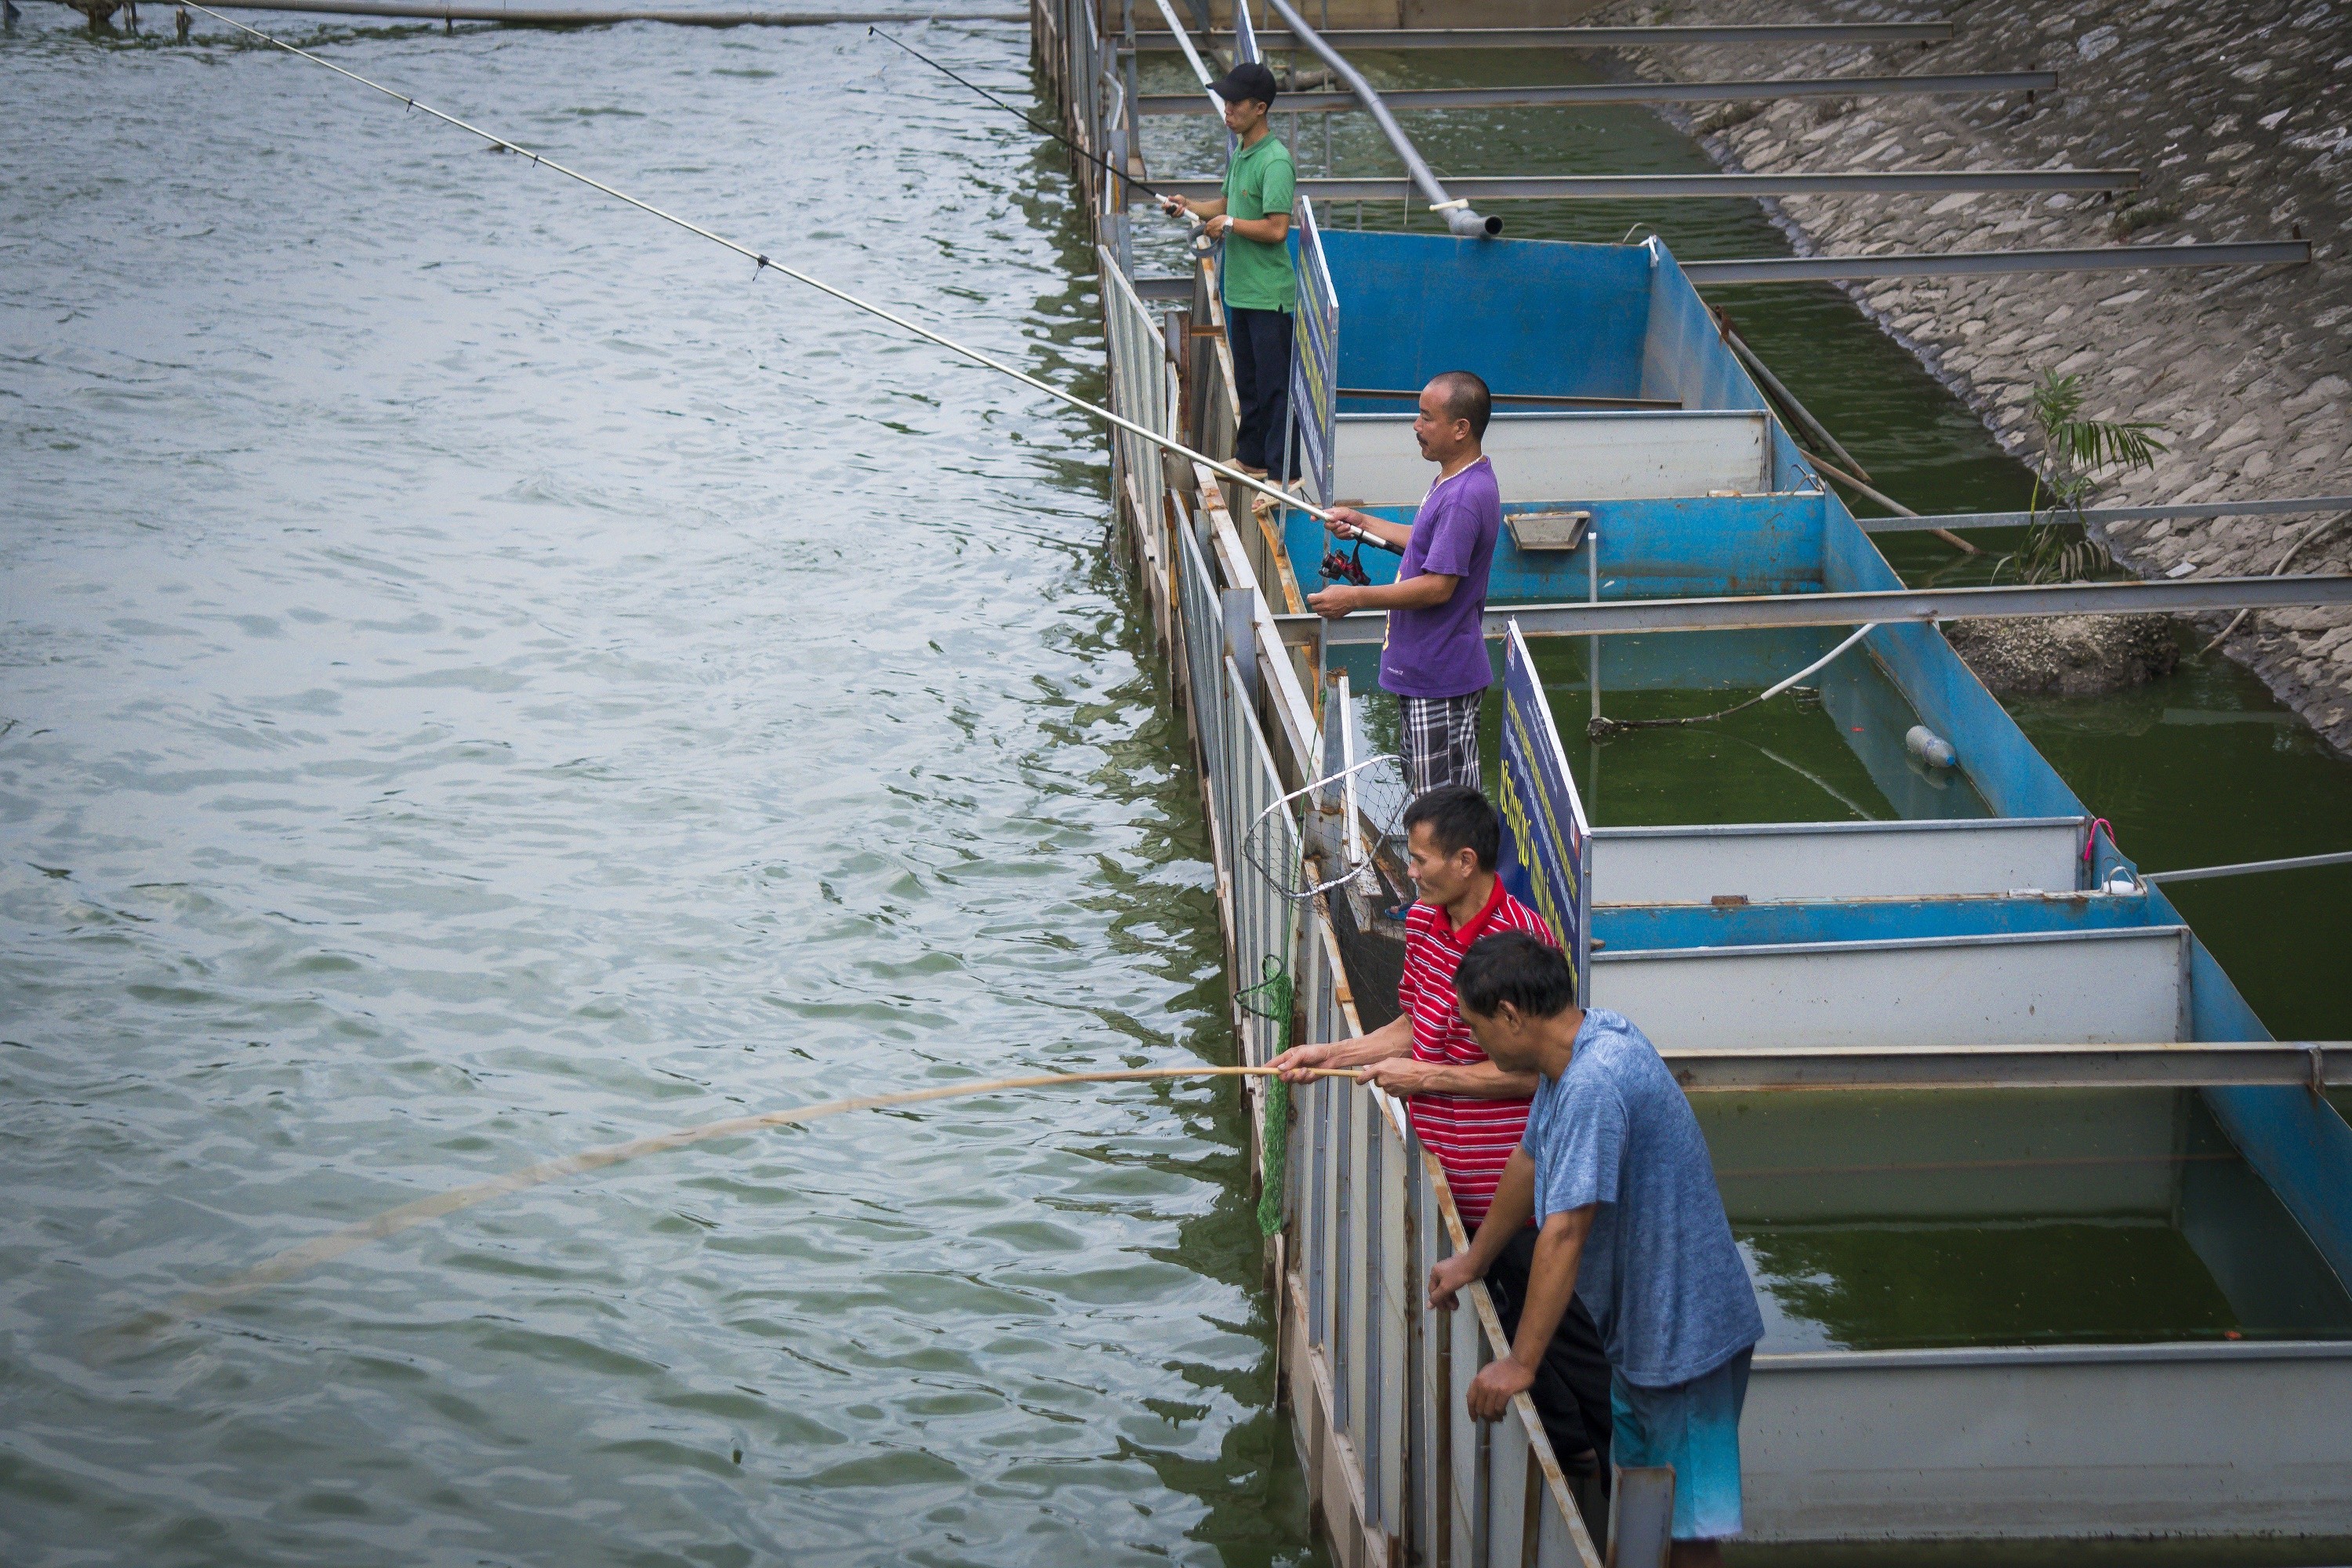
[1401,783,1499,873]
[1455,930,1578,1018]
[1428,370,1492,441]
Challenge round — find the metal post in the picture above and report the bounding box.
[1223,588,1260,708]
[1588,528,1601,726]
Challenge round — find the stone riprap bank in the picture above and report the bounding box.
[1599,0,2352,744]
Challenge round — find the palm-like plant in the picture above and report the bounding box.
[1994,371,2168,583]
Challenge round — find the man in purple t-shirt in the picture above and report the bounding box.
[1307,371,1501,794]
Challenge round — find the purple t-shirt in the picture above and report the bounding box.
[1378,456,1502,699]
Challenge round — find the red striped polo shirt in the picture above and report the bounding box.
[1398,878,1555,1231]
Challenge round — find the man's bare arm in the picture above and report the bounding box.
[1431,1147,1537,1309]
[1360,1054,1540,1099]
[1267,1014,1413,1080]
[1506,1206,1593,1374]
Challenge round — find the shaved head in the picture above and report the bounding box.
[1426,370,1492,440]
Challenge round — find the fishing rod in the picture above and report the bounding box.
[179,2,1338,528]
[115,1063,1359,1335]
[869,26,1189,210]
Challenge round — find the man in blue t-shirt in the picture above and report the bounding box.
[1305,370,1501,796]
[1430,931,1764,1566]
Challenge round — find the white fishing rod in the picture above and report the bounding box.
[180,3,1334,527]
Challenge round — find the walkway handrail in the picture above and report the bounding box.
[1256,0,1501,238]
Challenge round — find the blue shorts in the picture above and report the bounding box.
[1610,1346,1753,1541]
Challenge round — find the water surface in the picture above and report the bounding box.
[3,12,1316,1564]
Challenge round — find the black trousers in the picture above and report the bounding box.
[1486,1226,1614,1474]
[1228,304,1294,477]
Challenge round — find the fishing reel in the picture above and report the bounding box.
[1319,533,1371,587]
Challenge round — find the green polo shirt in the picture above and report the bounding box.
[1221,132,1298,313]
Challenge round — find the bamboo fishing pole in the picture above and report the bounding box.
[111,1064,1359,1338]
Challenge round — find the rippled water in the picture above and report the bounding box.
[2,12,1316,1563]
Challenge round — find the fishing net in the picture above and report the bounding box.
[1237,752,1407,906]
[1233,750,1407,1237]
[1257,1073,1290,1236]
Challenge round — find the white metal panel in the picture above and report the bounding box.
[1589,928,2190,1048]
[1449,1295,1485,1567]
[1592,817,2085,905]
[1744,1343,2352,1540]
[1374,1113,1410,1536]
[1488,1415,1534,1567]
[1333,411,1770,505]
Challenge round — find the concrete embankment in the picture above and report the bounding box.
[1598,0,2352,745]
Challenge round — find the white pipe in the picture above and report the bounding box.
[1760,621,1878,704]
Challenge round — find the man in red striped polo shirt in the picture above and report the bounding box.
[1269,785,1611,1474]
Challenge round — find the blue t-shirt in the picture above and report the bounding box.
[1521,1008,1763,1388]
[1377,456,1501,700]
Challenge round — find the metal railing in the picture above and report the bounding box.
[1163,390,1597,1561]
[1292,896,1602,1566]
[1099,245,1171,575]
[1076,11,1601,1552]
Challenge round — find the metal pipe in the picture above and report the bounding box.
[160,0,1025,23]
[1339,386,1679,409]
[1138,71,2058,115]
[2140,849,2352,885]
[1153,169,2140,201]
[1857,495,2352,532]
[1255,0,1499,238]
[1662,1041,2343,1093]
[1132,21,1957,50]
[1715,314,1866,477]
[1280,573,2352,644]
[1798,446,1980,554]
[1683,240,2310,283]
[1149,0,1215,88]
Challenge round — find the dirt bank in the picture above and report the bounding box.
[1600,0,2352,746]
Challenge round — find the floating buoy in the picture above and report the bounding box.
[1905,724,1957,769]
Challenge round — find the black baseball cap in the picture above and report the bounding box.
[1207,60,1279,107]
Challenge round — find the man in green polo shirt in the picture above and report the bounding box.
[1163,60,1298,481]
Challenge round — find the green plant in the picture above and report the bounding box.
[1994,371,2168,584]
[2108,198,2178,241]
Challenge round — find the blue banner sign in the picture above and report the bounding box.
[1496,621,1592,998]
[1289,194,1338,506]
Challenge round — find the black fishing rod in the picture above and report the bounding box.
[868,27,1191,210]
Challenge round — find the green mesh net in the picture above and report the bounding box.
[1236,952,1295,1238]
[1234,952,1293,1022]
[1257,1072,1290,1237]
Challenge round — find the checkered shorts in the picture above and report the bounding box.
[1399,691,1484,797]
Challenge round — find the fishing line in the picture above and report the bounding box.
[105,1063,1359,1342]
[869,26,1189,209]
[180,3,1334,528]
[1587,620,1878,741]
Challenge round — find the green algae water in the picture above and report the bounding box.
[2,13,1319,1565]
[1700,1091,2352,1352]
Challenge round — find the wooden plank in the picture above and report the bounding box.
[1197,470,1320,780]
